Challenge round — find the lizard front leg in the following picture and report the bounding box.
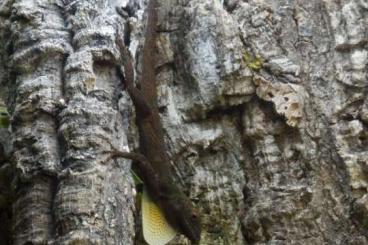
[100,145,165,199]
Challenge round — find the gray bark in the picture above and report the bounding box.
[1,0,368,244]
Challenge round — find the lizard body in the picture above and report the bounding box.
[114,0,201,243]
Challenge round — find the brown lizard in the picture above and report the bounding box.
[113,0,201,242]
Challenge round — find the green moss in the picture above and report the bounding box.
[205,208,236,244]
[0,106,9,129]
[243,51,264,71]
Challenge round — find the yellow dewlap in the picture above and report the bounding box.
[142,188,177,245]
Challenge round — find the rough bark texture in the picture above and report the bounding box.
[1,0,368,244]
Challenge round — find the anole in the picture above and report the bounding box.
[111,0,201,243]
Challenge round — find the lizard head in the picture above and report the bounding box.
[159,187,201,243]
[181,209,201,243]
[172,197,201,243]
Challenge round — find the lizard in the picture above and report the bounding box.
[111,0,201,243]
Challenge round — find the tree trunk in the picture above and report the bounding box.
[1,0,368,244]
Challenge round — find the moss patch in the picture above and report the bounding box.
[243,51,264,71]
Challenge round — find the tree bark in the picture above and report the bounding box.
[1,0,368,244]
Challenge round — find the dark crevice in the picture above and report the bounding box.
[0,162,12,245]
[123,21,132,47]
[205,103,244,127]
[223,0,240,13]
[156,61,175,75]
[50,173,59,240]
